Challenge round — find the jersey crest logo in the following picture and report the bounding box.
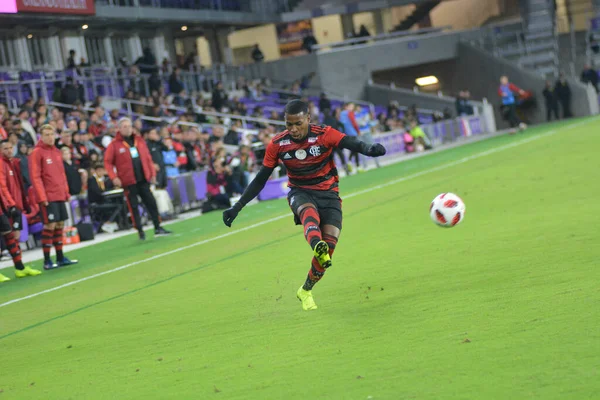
[279,140,291,146]
[308,137,317,143]
[46,158,52,164]
[283,153,292,160]
[295,149,307,160]
[308,145,321,157]
[119,148,126,154]
[8,170,13,176]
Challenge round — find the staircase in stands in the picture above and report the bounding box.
[392,0,441,32]
[486,0,559,77]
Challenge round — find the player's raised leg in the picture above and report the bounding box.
[297,224,340,311]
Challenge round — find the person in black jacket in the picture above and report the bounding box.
[182,130,200,172]
[318,93,331,113]
[88,162,122,233]
[145,128,168,189]
[251,44,265,63]
[322,108,349,175]
[134,47,157,75]
[61,146,82,196]
[212,81,228,112]
[88,163,115,204]
[16,142,30,189]
[169,68,185,100]
[554,73,572,118]
[61,77,80,105]
[542,80,559,121]
[580,64,599,93]
[302,33,318,53]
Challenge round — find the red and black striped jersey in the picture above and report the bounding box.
[263,124,346,191]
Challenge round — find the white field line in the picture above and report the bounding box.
[0,120,589,309]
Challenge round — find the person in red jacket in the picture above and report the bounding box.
[104,118,172,240]
[0,140,42,282]
[29,124,79,270]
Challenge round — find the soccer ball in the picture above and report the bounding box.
[430,193,466,227]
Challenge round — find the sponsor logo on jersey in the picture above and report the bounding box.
[308,137,317,143]
[279,140,291,146]
[46,158,52,164]
[119,148,126,154]
[295,149,307,160]
[308,145,321,157]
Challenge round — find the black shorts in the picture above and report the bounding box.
[287,187,342,230]
[0,213,11,233]
[40,202,69,224]
[9,209,22,231]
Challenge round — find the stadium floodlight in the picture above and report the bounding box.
[415,76,439,86]
[82,24,89,30]
[181,26,188,31]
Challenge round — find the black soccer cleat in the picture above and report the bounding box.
[154,227,172,237]
[57,257,78,267]
[138,230,146,241]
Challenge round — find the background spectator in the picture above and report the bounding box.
[555,73,572,119]
[542,80,560,121]
[62,146,82,196]
[252,44,265,63]
[580,64,598,93]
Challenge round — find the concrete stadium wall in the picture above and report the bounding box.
[239,53,321,88]
[454,42,596,128]
[315,29,483,99]
[365,84,459,114]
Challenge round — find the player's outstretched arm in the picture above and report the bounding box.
[338,136,386,157]
[222,166,275,227]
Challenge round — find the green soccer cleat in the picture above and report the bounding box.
[297,286,318,311]
[0,273,10,283]
[15,266,42,278]
[313,241,332,269]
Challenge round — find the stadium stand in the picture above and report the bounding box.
[1,0,599,261]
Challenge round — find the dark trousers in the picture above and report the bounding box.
[504,103,521,127]
[125,181,160,231]
[559,99,572,118]
[546,103,559,121]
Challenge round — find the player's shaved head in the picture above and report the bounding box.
[284,100,309,116]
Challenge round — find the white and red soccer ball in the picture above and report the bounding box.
[430,193,465,228]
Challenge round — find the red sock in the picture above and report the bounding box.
[53,227,64,261]
[299,206,322,250]
[302,234,339,291]
[4,233,23,270]
[323,233,338,257]
[303,257,325,291]
[41,228,53,262]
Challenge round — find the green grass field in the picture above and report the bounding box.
[1,118,599,399]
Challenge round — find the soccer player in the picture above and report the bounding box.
[0,140,42,282]
[29,124,78,270]
[104,118,172,240]
[222,100,386,311]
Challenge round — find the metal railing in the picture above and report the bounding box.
[312,26,452,52]
[112,97,285,128]
[264,87,377,115]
